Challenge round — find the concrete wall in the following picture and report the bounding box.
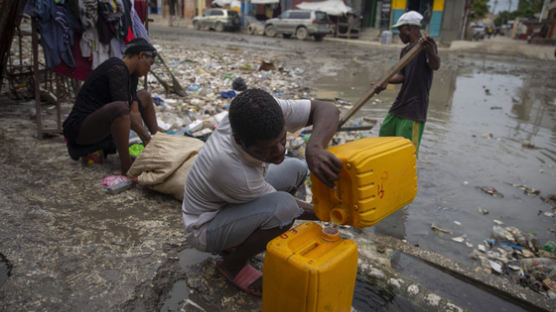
[184,0,196,17]
[439,0,465,42]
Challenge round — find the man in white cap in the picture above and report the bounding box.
[375,10,440,156]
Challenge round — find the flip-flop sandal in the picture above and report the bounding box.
[216,261,262,297]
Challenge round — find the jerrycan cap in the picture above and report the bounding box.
[321,226,340,242]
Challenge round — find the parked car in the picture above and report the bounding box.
[245,15,265,35]
[193,9,241,32]
[470,23,486,40]
[264,10,332,41]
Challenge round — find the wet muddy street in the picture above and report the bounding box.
[1,24,555,311]
[150,26,556,268]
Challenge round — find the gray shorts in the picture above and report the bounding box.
[205,158,307,252]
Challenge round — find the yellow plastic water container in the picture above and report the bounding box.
[262,222,358,312]
[312,137,417,228]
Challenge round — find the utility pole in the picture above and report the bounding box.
[492,0,498,14]
[539,0,550,22]
[461,0,472,40]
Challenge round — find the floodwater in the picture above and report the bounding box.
[352,277,422,312]
[314,52,556,266]
[391,252,526,311]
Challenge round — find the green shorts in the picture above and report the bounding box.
[379,113,425,155]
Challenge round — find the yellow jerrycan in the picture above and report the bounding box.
[312,137,417,228]
[262,222,358,312]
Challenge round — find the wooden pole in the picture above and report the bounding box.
[337,41,424,129]
[156,53,187,97]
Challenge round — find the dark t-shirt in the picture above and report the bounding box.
[389,43,435,122]
[63,57,138,142]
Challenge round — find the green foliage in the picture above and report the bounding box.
[516,0,544,16]
[469,0,490,21]
[494,0,545,26]
[494,10,515,26]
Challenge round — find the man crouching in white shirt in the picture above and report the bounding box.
[181,88,342,296]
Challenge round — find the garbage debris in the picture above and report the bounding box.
[469,223,554,296]
[489,260,503,274]
[543,241,556,253]
[81,150,104,165]
[232,77,247,91]
[259,60,276,71]
[541,194,556,207]
[451,236,465,243]
[220,90,236,99]
[476,186,504,198]
[127,45,320,157]
[521,140,536,149]
[431,224,452,234]
[506,183,540,196]
[102,175,130,187]
[105,179,135,194]
[187,84,202,92]
[129,143,145,158]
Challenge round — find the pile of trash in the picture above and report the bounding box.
[468,223,556,298]
[143,43,375,152]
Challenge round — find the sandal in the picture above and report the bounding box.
[216,261,262,297]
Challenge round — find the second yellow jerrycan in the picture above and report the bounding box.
[311,137,417,228]
[262,222,358,312]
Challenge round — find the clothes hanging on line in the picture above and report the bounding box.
[25,0,151,79]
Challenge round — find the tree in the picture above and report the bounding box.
[494,10,515,26]
[515,0,544,18]
[493,0,545,26]
[469,0,490,21]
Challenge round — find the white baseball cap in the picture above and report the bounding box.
[392,11,423,28]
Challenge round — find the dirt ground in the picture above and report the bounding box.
[1,21,555,311]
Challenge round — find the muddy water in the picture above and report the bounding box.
[314,53,556,266]
[352,277,422,312]
[163,249,422,311]
[391,252,526,311]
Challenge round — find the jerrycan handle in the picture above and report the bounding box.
[299,242,321,256]
[297,227,340,257]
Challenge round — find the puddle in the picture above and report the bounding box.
[159,248,217,311]
[0,253,10,287]
[160,280,189,312]
[178,248,218,267]
[391,252,528,312]
[352,277,423,312]
[314,54,556,267]
[163,248,421,311]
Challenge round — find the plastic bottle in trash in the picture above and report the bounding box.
[543,241,556,253]
[491,225,515,243]
[519,258,556,271]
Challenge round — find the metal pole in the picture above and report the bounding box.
[539,0,549,22]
